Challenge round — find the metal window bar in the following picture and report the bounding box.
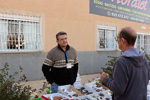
[141,34,144,50]
[106,30,114,50]
[18,21,21,51]
[114,30,117,49]
[97,29,99,49]
[144,35,150,54]
[97,28,117,51]
[105,29,116,50]
[0,13,41,53]
[104,30,106,50]
[136,34,150,55]
[99,29,105,49]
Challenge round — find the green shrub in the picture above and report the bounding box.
[142,48,150,72]
[102,48,150,79]
[0,63,36,100]
[101,56,118,79]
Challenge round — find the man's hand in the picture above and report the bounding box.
[100,72,109,82]
[52,82,56,85]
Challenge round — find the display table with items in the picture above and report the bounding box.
[147,80,150,100]
[40,78,150,100]
[41,78,112,100]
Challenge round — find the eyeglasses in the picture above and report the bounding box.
[115,36,122,41]
[59,37,67,41]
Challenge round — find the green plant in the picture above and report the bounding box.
[101,56,119,79]
[141,48,150,71]
[0,63,36,100]
[102,48,150,79]
[38,81,50,94]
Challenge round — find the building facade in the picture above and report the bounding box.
[0,0,150,81]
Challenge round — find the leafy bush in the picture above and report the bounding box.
[0,63,36,100]
[38,81,50,94]
[102,48,150,79]
[101,56,118,79]
[142,48,150,71]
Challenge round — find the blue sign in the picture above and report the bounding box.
[90,0,150,24]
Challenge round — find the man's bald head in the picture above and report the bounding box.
[119,27,137,46]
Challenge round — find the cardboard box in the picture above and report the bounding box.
[90,92,112,100]
[41,96,49,100]
[58,85,83,97]
[96,82,109,90]
[41,93,73,100]
[74,95,95,100]
[76,85,95,95]
[70,85,83,96]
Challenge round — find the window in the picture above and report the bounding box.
[135,33,150,54]
[97,25,117,51]
[0,13,42,53]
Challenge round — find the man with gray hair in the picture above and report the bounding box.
[100,27,149,100]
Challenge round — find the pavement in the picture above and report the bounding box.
[20,73,99,97]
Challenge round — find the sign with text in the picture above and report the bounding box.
[90,0,150,24]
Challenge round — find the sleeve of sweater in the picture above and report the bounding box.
[42,51,54,84]
[73,48,79,82]
[102,59,129,95]
[73,63,78,82]
[42,64,54,84]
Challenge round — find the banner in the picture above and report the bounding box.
[90,0,150,24]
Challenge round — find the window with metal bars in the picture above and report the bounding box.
[97,25,117,51]
[0,13,42,52]
[135,33,150,54]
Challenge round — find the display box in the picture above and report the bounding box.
[58,85,83,98]
[41,93,73,100]
[76,85,95,95]
[74,95,94,100]
[96,82,109,90]
[90,92,112,100]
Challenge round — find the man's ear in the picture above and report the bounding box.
[56,40,58,43]
[122,38,126,44]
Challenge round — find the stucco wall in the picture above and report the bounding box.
[0,51,120,81]
[0,0,149,81]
